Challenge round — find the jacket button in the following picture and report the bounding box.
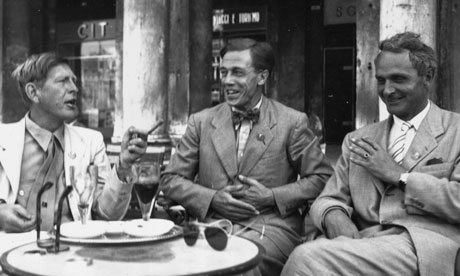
[412,152,421,160]
[18,190,25,196]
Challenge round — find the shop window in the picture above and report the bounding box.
[59,40,116,139]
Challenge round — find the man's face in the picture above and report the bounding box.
[35,64,79,123]
[375,51,432,121]
[220,49,263,110]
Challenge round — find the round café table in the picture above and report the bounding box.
[0,231,264,276]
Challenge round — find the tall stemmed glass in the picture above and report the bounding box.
[127,162,161,221]
[70,164,98,225]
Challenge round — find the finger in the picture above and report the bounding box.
[349,146,368,159]
[361,137,379,151]
[357,137,376,153]
[238,175,260,186]
[224,184,245,193]
[228,198,259,215]
[350,138,373,154]
[14,205,33,220]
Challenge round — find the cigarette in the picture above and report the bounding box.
[147,120,164,134]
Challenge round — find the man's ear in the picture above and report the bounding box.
[25,83,40,103]
[257,69,269,86]
[424,67,435,83]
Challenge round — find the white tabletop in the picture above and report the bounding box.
[0,232,263,276]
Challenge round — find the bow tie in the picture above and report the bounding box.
[232,109,260,126]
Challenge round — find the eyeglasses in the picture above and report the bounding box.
[183,218,260,251]
[183,219,233,251]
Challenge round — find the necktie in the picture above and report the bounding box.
[26,135,64,230]
[388,121,412,164]
[233,109,259,165]
[232,109,260,127]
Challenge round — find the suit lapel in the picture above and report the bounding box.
[239,98,276,175]
[404,104,442,171]
[369,119,392,194]
[0,118,26,200]
[210,105,238,179]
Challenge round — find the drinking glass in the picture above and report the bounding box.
[69,165,98,225]
[128,162,161,221]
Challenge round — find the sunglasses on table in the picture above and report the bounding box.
[183,218,260,251]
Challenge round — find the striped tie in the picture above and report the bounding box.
[388,121,412,164]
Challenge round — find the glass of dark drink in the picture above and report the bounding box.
[129,162,161,221]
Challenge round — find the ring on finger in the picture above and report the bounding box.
[363,153,370,158]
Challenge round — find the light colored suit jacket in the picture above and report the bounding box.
[310,103,460,276]
[162,97,333,244]
[0,117,132,222]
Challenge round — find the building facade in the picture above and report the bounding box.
[1,0,459,147]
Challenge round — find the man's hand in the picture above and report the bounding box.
[118,127,148,177]
[230,175,275,211]
[349,137,405,185]
[211,185,259,221]
[324,209,360,239]
[0,204,35,233]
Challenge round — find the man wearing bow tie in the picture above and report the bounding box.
[282,32,460,276]
[162,38,333,275]
[0,53,147,233]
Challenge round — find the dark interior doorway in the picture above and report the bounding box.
[323,47,355,143]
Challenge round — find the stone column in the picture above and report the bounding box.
[168,0,190,143]
[118,0,169,139]
[356,0,380,129]
[0,0,3,123]
[378,0,437,120]
[438,0,460,113]
[1,0,30,123]
[189,0,212,114]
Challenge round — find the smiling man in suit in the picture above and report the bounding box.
[282,32,460,276]
[161,38,333,275]
[0,52,147,233]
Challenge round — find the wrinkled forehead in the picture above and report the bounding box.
[46,63,76,80]
[221,49,253,69]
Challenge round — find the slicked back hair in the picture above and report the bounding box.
[220,38,275,75]
[12,52,69,107]
[377,32,437,79]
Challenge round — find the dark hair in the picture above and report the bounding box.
[378,32,437,78]
[220,38,275,74]
[12,52,69,107]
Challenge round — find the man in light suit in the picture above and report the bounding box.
[0,52,147,233]
[161,38,333,275]
[282,32,460,276]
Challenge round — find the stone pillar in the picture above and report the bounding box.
[438,0,460,113]
[378,0,437,120]
[1,0,30,123]
[356,0,380,129]
[189,0,212,114]
[0,0,3,123]
[168,0,190,142]
[118,0,169,139]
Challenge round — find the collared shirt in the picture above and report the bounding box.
[233,96,263,163]
[18,114,71,223]
[389,101,431,158]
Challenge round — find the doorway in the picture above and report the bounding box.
[323,47,355,143]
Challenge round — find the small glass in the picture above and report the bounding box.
[128,162,162,221]
[69,165,97,225]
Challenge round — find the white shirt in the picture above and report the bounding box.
[389,101,431,158]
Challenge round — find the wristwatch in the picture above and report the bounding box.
[398,173,410,191]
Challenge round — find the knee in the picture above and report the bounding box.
[281,243,323,276]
